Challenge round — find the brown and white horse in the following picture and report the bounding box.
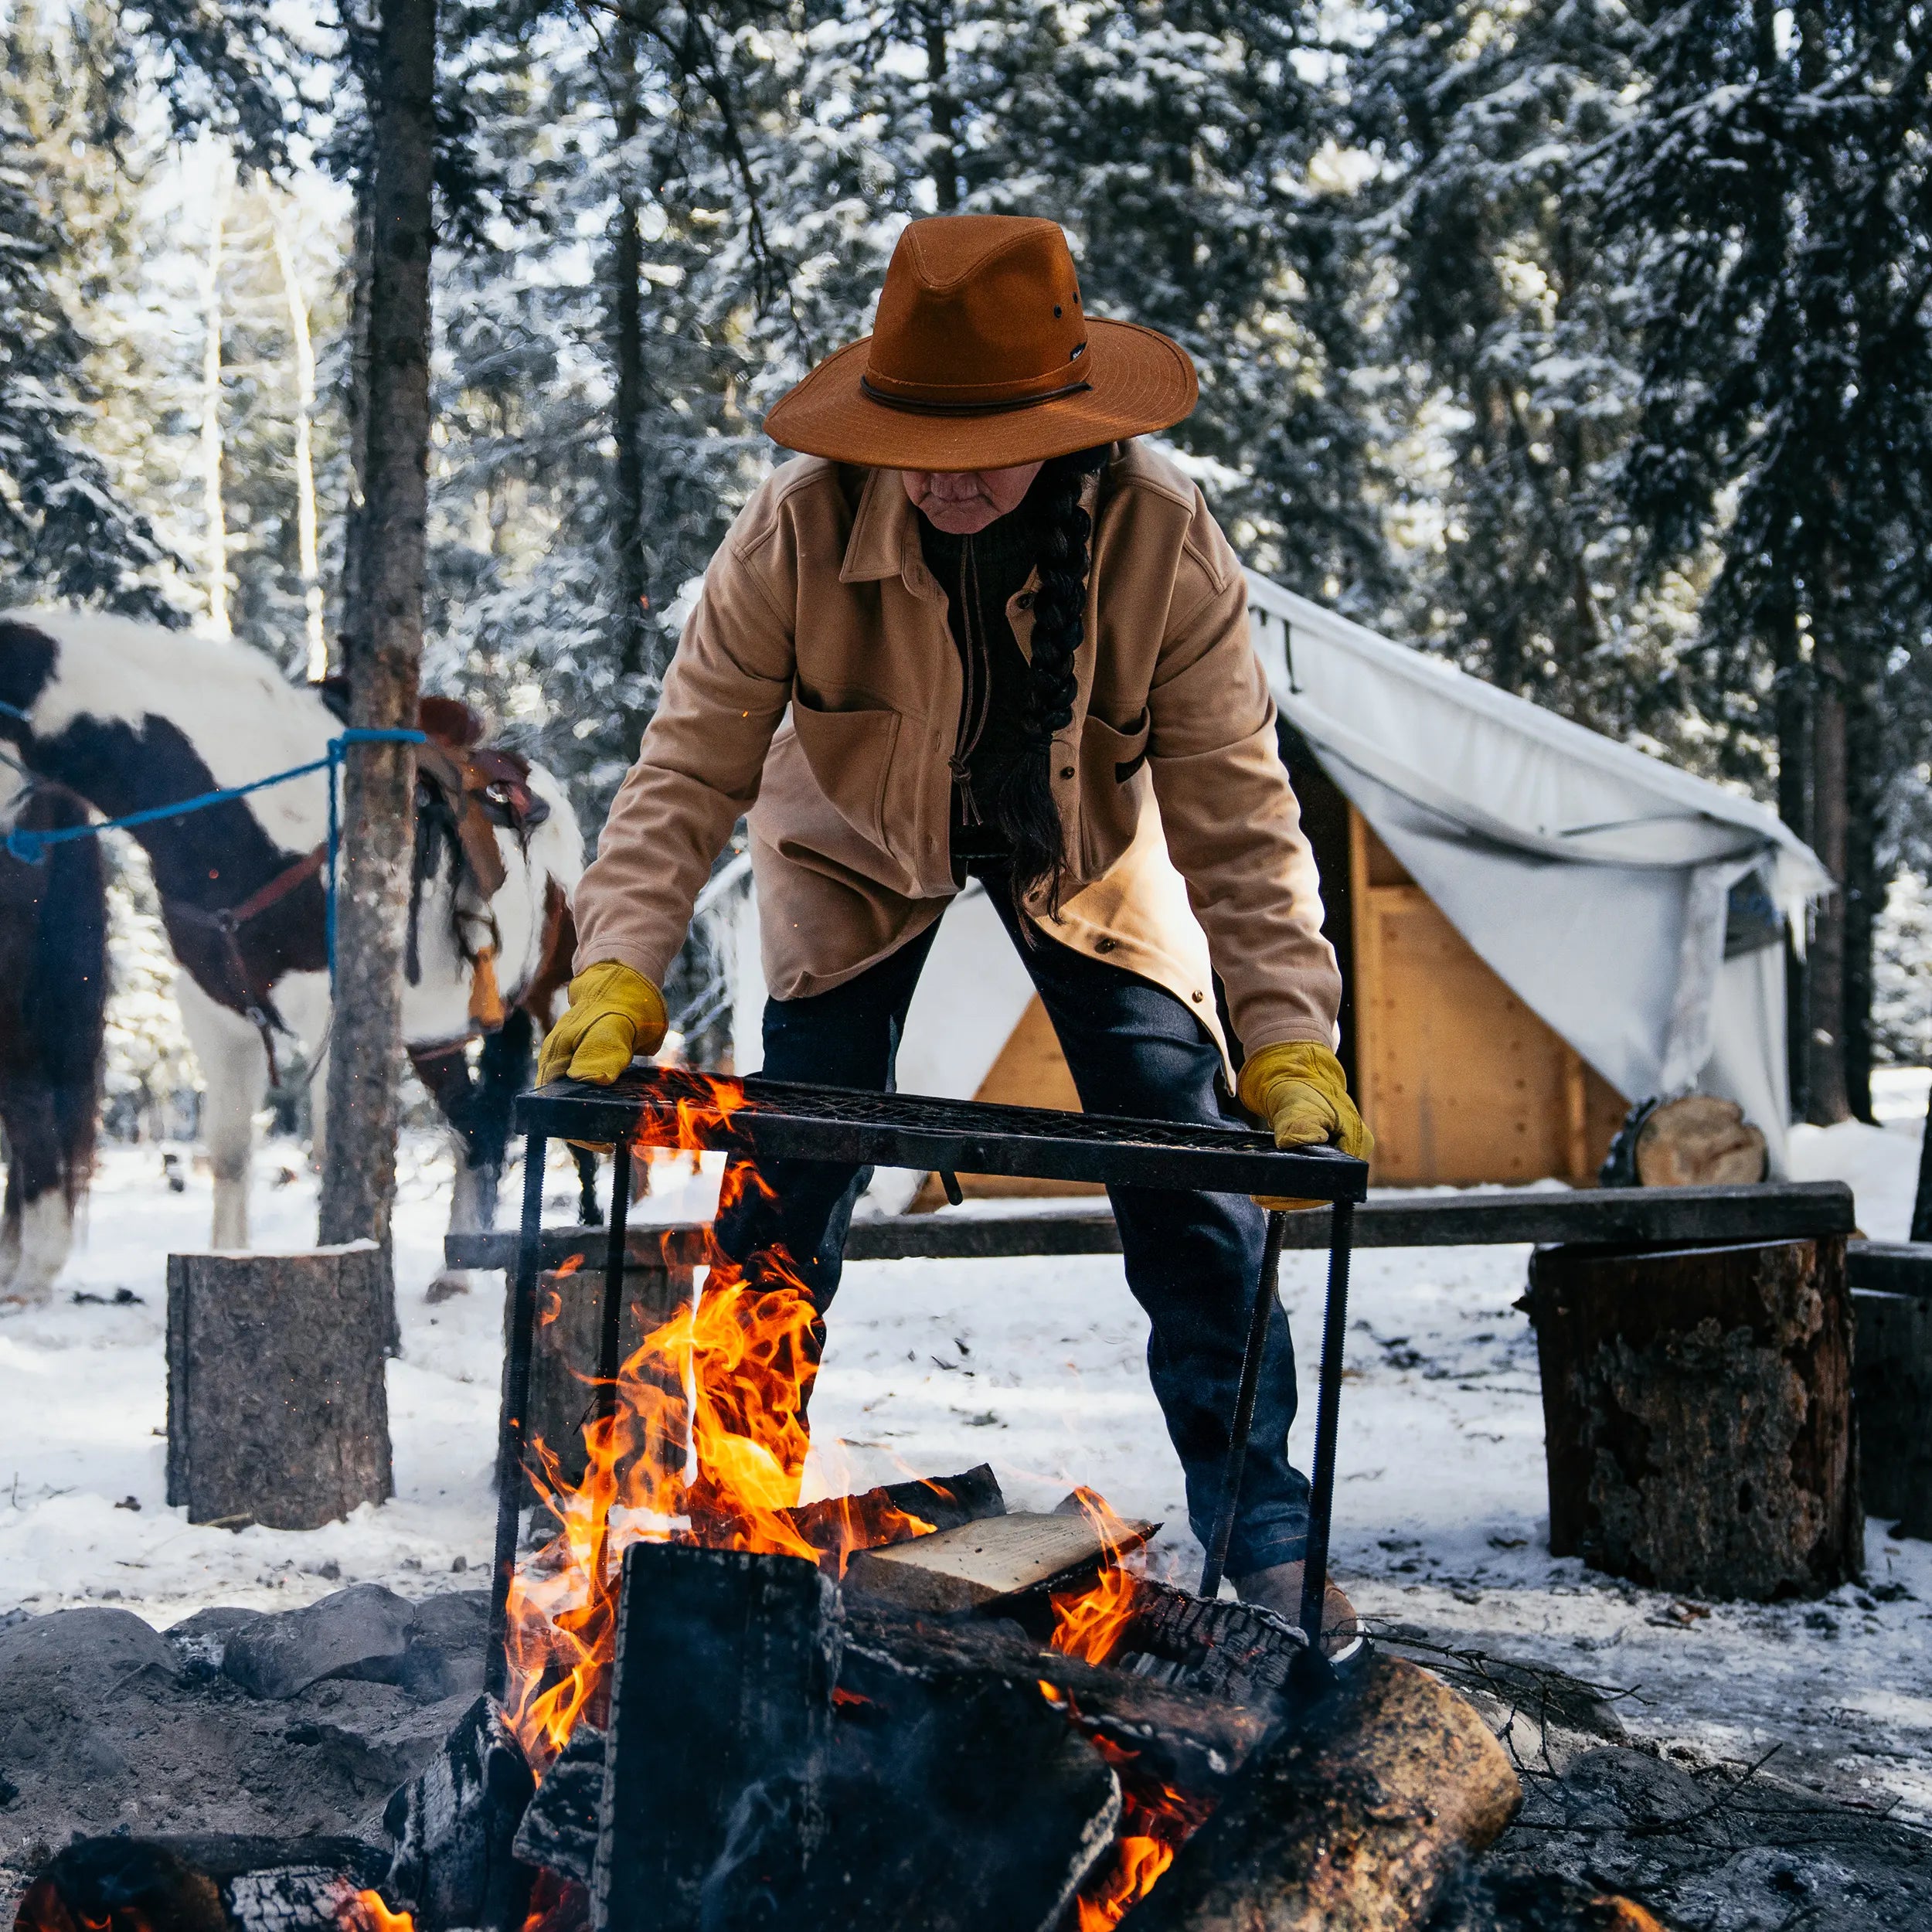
[0,609,587,1304]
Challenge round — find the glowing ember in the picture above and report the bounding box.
[343,1892,414,1932]
[502,1071,931,1769]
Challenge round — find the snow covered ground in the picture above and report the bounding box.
[3,1083,1930,1823]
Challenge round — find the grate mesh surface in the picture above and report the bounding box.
[519,1066,1367,1200]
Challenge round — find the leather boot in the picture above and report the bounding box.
[1233,1562,1360,1656]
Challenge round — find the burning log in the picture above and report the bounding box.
[511,1726,605,1889]
[591,1543,840,1932]
[798,1665,1120,1932]
[15,1835,389,1932]
[842,1509,1154,1614]
[165,1245,393,1530]
[1526,1236,1861,1598]
[1122,1652,1522,1932]
[381,1696,534,1932]
[782,1461,1008,1560]
[842,1597,1270,1797]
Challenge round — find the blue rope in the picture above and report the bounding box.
[0,707,427,992]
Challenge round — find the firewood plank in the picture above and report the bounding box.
[842,1511,1152,1614]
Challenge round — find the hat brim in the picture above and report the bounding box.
[762,318,1199,471]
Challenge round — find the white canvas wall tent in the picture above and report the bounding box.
[1244,573,1831,1177]
[709,571,1830,1199]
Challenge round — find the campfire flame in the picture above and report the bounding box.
[1075,1778,1211,1932]
[1049,1486,1144,1668]
[345,1893,414,1932]
[501,1071,930,1770]
[501,1069,1206,1930]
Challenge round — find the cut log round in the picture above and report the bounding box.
[1122,1652,1520,1931]
[1526,1236,1860,1598]
[165,1243,393,1530]
[522,1260,692,1487]
[1634,1095,1767,1188]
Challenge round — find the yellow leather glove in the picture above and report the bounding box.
[1236,1040,1373,1210]
[537,962,668,1087]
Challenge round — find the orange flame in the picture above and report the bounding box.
[1076,1775,1212,1930]
[501,1071,931,1770]
[344,1894,413,1932]
[1049,1486,1142,1668]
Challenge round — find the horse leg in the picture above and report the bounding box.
[0,1088,75,1307]
[175,974,269,1251]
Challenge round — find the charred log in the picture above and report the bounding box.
[511,1725,605,1889]
[1124,1652,1521,1931]
[381,1696,534,1932]
[591,1545,839,1932]
[842,1597,1271,1794]
[16,1836,388,1932]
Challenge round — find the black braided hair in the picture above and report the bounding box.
[990,444,1108,917]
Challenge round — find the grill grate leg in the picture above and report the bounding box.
[1198,1207,1287,1600]
[1294,1196,1356,1689]
[488,1130,549,1702]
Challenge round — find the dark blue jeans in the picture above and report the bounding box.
[714,884,1311,1577]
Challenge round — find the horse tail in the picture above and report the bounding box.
[24,795,109,1212]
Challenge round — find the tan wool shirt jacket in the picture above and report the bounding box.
[571,438,1342,1059]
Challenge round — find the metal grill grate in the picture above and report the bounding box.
[517,1067,1368,1202]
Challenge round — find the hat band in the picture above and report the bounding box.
[859,375,1094,417]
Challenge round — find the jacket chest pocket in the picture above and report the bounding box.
[1077,708,1151,875]
[788,689,903,852]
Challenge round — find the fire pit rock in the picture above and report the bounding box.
[0,1593,494,1921]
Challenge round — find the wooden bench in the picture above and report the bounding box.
[449,1177,1932,1577]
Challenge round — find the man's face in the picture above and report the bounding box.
[900,462,1043,536]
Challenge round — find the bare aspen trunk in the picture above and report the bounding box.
[339,184,378,672]
[199,148,234,638]
[318,0,437,1263]
[1808,636,1852,1124]
[272,213,328,681]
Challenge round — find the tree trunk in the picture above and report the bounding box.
[607,24,649,682]
[923,5,959,212]
[1852,1274,1932,1538]
[1913,1083,1932,1242]
[1842,660,1881,1123]
[199,148,233,638]
[318,0,436,1258]
[271,211,328,682]
[1771,598,1811,1123]
[1808,635,1852,1123]
[338,182,377,675]
[1526,1236,1861,1599]
[166,1243,393,1529]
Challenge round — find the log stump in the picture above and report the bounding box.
[1525,1236,1860,1597]
[166,1243,393,1530]
[1853,1281,1932,1539]
[523,1260,692,1485]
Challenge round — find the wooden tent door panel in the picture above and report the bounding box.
[1350,810,1624,1187]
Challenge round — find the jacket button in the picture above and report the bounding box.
[1017,592,1034,609]
[1094,937,1117,954]
[1191,990,1205,1003]
[1060,766,1074,781]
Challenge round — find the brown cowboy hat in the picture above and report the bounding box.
[764,215,1198,471]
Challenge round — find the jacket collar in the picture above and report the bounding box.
[841,466,919,585]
